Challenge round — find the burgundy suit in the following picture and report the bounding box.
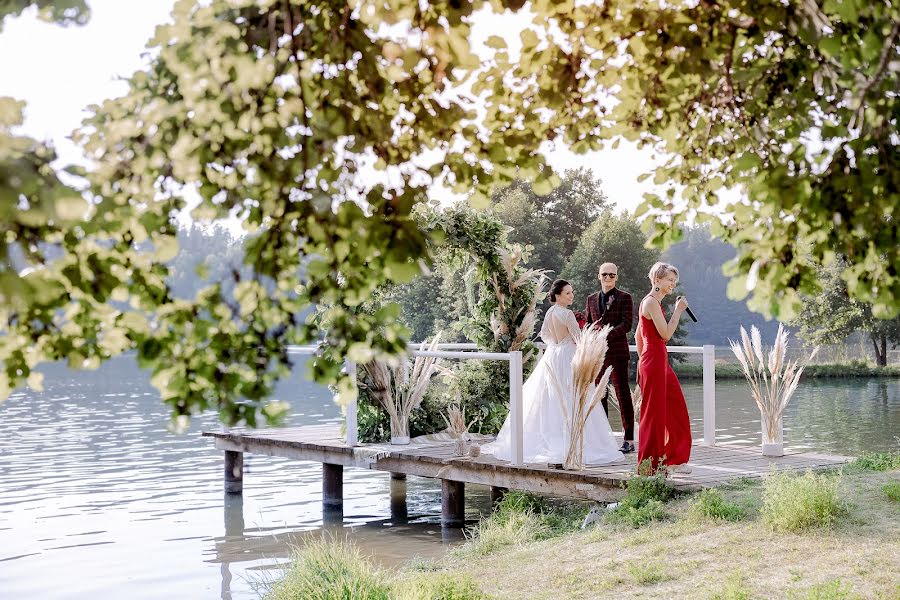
[585,288,635,441]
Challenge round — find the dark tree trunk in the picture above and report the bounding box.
[871,333,888,367]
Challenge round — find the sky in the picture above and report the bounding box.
[0,0,662,215]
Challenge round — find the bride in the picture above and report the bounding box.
[485,279,624,465]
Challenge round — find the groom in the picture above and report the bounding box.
[585,262,635,453]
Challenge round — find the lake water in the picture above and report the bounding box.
[1,356,898,599]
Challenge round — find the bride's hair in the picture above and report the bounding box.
[648,261,679,284]
[548,279,570,302]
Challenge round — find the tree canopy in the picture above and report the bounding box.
[3,0,899,425]
[788,258,900,367]
[491,168,608,278]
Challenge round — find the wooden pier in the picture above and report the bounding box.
[203,424,850,527]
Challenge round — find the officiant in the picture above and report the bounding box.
[584,262,636,454]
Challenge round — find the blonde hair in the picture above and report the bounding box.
[648,262,679,284]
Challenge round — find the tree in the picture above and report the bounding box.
[789,258,900,367]
[662,225,780,346]
[4,0,899,426]
[561,211,660,311]
[491,168,608,277]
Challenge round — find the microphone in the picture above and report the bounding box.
[677,296,698,322]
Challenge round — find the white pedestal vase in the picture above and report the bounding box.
[390,417,410,445]
[761,415,784,457]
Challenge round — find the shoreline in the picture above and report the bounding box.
[672,362,900,380]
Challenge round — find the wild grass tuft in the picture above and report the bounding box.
[393,572,494,600]
[690,488,748,522]
[263,537,391,600]
[852,451,900,472]
[882,481,900,502]
[761,470,848,532]
[711,571,752,600]
[787,578,854,600]
[626,561,670,586]
[605,473,675,528]
[455,492,551,557]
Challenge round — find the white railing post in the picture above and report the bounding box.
[344,359,358,447]
[702,344,715,446]
[508,350,524,466]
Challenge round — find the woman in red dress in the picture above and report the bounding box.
[635,262,692,475]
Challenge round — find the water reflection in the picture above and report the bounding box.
[0,355,897,599]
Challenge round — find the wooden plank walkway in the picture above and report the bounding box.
[203,425,851,510]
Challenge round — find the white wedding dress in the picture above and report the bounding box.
[484,305,625,465]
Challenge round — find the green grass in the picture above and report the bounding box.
[852,451,900,472]
[265,538,493,600]
[689,488,748,522]
[761,470,848,532]
[882,481,900,502]
[605,473,676,528]
[627,560,670,585]
[711,571,753,600]
[454,491,577,557]
[263,537,391,600]
[788,579,854,600]
[393,572,494,600]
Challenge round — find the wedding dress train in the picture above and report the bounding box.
[484,305,624,465]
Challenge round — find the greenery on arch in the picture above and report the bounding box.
[356,203,548,441]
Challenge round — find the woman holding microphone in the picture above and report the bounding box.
[635,262,692,475]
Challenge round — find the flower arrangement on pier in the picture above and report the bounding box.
[361,334,448,444]
[729,324,819,456]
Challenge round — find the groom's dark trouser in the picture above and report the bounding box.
[597,356,635,441]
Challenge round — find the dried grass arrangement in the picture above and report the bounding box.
[443,403,475,439]
[729,324,819,455]
[490,246,549,358]
[547,324,614,470]
[606,381,643,424]
[361,333,448,444]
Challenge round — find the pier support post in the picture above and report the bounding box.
[490,486,507,508]
[390,474,408,522]
[224,450,243,494]
[322,463,344,519]
[441,479,465,528]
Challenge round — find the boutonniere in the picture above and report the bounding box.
[606,296,615,310]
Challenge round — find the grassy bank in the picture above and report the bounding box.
[673,361,900,379]
[263,452,900,599]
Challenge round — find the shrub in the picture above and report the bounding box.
[605,473,675,528]
[456,509,549,557]
[449,360,513,435]
[606,499,666,528]
[455,491,587,556]
[761,470,848,532]
[357,384,451,443]
[883,481,900,503]
[393,573,494,600]
[690,489,748,522]
[852,451,900,472]
[264,538,391,600]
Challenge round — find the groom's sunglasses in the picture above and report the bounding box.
[600,273,617,278]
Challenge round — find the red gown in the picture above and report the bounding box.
[637,298,691,473]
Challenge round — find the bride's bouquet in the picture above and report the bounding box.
[547,324,614,470]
